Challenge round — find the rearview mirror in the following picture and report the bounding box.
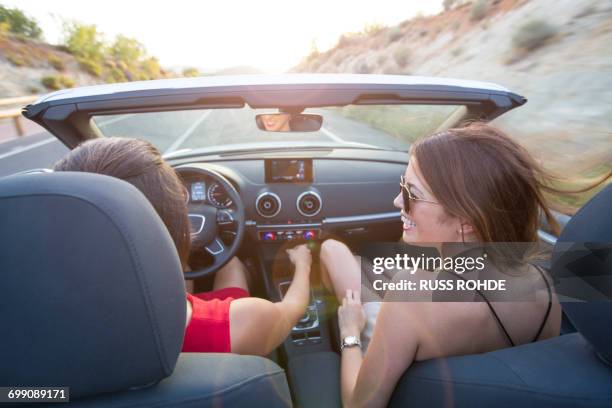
[256,113,322,132]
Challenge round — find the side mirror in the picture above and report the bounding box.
[256,113,323,132]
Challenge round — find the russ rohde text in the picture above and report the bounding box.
[373,279,506,292]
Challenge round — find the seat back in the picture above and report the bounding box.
[551,184,612,364]
[0,172,186,398]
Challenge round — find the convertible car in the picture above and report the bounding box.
[1,74,610,407]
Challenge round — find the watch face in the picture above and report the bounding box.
[344,336,359,346]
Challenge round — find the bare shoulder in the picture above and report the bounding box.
[378,300,493,360]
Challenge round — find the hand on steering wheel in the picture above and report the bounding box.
[177,165,245,279]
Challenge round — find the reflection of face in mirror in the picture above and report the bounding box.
[260,114,291,132]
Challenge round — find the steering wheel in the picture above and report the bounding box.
[176,165,245,279]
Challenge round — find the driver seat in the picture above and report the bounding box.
[0,172,291,407]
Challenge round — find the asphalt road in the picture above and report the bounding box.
[0,108,408,177]
[0,132,68,177]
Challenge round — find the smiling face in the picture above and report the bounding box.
[260,114,291,131]
[393,158,469,247]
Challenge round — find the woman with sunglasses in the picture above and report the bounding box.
[318,122,576,407]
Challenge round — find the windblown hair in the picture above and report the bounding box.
[53,137,191,269]
[411,122,609,244]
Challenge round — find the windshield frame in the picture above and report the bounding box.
[23,74,526,150]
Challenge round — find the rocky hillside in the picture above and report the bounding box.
[293,0,611,195]
[0,34,103,96]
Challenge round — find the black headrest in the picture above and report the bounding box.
[0,172,186,398]
[552,184,612,364]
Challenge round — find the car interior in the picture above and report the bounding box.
[2,75,611,407]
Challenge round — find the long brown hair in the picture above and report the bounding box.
[53,137,191,269]
[412,122,609,243]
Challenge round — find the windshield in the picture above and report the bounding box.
[92,104,465,156]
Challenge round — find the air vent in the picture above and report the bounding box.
[297,191,322,217]
[256,192,281,218]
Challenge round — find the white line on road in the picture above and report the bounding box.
[0,137,57,160]
[96,114,136,127]
[320,126,380,149]
[319,126,346,143]
[164,111,212,154]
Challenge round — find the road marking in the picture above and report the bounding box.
[320,126,346,143]
[164,110,212,154]
[320,126,379,149]
[96,114,136,127]
[0,137,56,160]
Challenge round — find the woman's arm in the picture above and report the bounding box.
[338,290,366,405]
[229,244,311,356]
[341,299,421,408]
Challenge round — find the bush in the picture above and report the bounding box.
[387,27,403,43]
[362,23,385,36]
[62,22,104,61]
[48,55,65,71]
[0,21,9,38]
[512,20,558,51]
[393,46,410,67]
[41,75,75,90]
[443,0,458,11]
[105,67,127,83]
[451,47,464,57]
[470,0,489,21]
[182,67,200,77]
[6,52,29,66]
[356,61,371,74]
[78,58,103,77]
[0,5,42,39]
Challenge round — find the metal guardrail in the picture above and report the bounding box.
[0,95,39,137]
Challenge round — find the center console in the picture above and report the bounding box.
[278,281,322,347]
[256,244,342,407]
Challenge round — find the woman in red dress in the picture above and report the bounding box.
[54,137,311,356]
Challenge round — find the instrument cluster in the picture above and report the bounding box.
[185,179,233,209]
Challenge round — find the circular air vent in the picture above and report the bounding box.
[296,191,322,217]
[256,192,282,218]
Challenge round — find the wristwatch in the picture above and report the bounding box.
[341,335,361,351]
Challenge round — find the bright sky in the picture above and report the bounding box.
[4,0,442,73]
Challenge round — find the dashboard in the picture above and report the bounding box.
[184,177,233,208]
[174,148,407,245]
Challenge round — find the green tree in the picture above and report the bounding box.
[182,67,200,77]
[0,5,42,39]
[109,35,145,64]
[140,57,162,79]
[62,22,104,61]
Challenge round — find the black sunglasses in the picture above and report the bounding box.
[399,175,440,213]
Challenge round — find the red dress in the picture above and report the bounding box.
[182,287,249,353]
